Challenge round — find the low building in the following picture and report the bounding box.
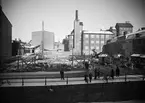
[31,31,55,50]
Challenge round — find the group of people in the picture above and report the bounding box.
[84,61,120,83]
[110,66,120,80]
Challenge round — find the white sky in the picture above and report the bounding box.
[1,0,145,42]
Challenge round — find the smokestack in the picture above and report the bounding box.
[75,10,78,20]
[42,21,44,31]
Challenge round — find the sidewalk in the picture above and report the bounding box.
[1,75,144,87]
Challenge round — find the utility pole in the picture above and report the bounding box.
[41,21,44,59]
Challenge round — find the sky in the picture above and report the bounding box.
[1,0,145,42]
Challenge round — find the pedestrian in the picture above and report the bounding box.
[62,68,65,80]
[60,68,63,80]
[94,67,97,80]
[110,69,114,79]
[97,67,100,79]
[116,66,120,77]
[88,64,93,83]
[84,74,88,83]
[85,61,89,70]
[89,72,93,83]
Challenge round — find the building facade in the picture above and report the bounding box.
[81,30,113,55]
[31,31,55,50]
[115,22,133,36]
[0,5,12,62]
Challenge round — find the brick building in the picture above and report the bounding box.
[115,22,133,36]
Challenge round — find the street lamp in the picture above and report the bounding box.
[71,45,74,68]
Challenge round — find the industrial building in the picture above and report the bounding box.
[81,30,113,55]
[65,10,114,56]
[31,31,55,50]
[0,4,12,62]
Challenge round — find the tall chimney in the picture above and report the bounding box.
[42,21,44,31]
[75,10,78,20]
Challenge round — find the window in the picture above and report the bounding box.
[101,41,104,44]
[85,46,88,50]
[85,34,89,38]
[101,35,104,38]
[85,40,89,44]
[91,35,94,38]
[96,46,99,50]
[96,35,99,38]
[91,46,94,50]
[91,40,94,44]
[96,41,99,44]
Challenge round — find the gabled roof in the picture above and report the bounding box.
[115,23,133,28]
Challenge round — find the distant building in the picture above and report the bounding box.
[31,31,55,50]
[108,26,117,36]
[115,21,133,36]
[0,5,12,62]
[68,30,74,50]
[81,30,113,55]
[62,37,69,51]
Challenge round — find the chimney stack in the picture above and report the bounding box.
[75,10,78,20]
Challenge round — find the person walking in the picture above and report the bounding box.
[84,61,89,83]
[94,67,100,79]
[89,72,93,83]
[60,68,63,80]
[62,68,65,80]
[60,67,65,80]
[116,66,120,77]
[110,69,114,80]
[84,73,88,83]
[88,64,93,83]
[94,67,97,80]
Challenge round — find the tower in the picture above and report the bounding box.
[74,10,82,55]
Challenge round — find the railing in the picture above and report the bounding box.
[0,74,144,87]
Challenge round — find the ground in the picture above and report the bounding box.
[0,81,145,103]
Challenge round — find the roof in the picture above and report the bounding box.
[83,30,113,35]
[115,23,133,28]
[126,29,145,39]
[24,45,40,49]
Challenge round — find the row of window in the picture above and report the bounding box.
[120,27,132,31]
[84,40,104,44]
[85,46,99,50]
[84,46,104,50]
[84,34,110,39]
